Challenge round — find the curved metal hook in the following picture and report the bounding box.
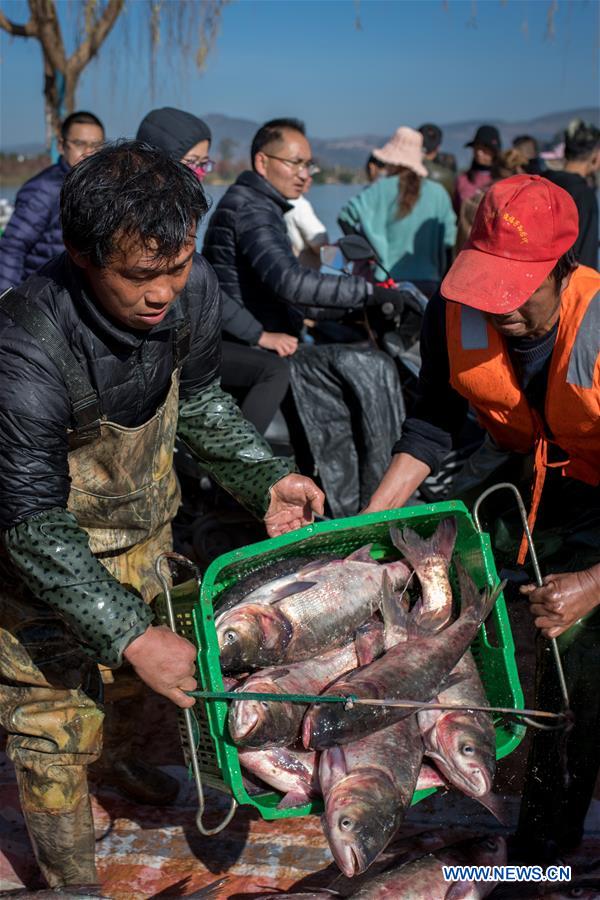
[155,552,238,836]
[472,482,570,711]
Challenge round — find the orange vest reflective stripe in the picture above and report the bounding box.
[447,265,600,561]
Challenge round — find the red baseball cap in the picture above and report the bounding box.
[441,175,579,313]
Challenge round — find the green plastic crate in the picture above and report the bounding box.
[161,501,525,821]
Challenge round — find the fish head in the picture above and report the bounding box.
[431,712,496,798]
[454,834,507,868]
[216,605,290,671]
[302,701,349,751]
[322,770,402,877]
[228,682,297,748]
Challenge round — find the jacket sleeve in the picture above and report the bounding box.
[0,182,53,292]
[392,293,469,473]
[237,207,369,312]
[3,508,153,668]
[221,289,264,344]
[177,380,294,518]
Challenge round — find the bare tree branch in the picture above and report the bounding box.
[0,10,38,36]
[29,0,67,74]
[68,0,125,75]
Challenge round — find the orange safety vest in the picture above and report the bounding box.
[446,265,600,562]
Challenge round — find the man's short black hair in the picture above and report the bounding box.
[513,134,538,152]
[419,123,442,154]
[564,119,600,161]
[250,118,306,169]
[61,111,105,140]
[61,141,208,267]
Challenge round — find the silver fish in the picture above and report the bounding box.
[303,564,500,750]
[390,516,457,632]
[228,619,384,749]
[237,746,320,809]
[320,715,424,877]
[216,545,410,672]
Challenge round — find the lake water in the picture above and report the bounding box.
[0,182,362,245]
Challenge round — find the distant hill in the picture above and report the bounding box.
[3,106,598,169]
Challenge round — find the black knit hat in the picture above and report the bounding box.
[136,107,212,160]
[465,124,501,151]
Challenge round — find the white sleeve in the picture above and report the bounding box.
[287,195,329,249]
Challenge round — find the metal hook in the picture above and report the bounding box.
[155,552,238,836]
[472,482,570,711]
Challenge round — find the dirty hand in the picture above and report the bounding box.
[258,331,299,357]
[123,625,197,708]
[520,564,600,638]
[264,474,325,536]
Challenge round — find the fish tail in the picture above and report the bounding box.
[390,516,457,569]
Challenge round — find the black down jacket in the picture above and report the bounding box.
[0,157,69,292]
[203,170,370,337]
[0,252,221,528]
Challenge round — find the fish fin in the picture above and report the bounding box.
[354,617,385,666]
[345,543,376,563]
[381,570,409,646]
[276,787,313,809]
[455,559,505,621]
[269,580,317,603]
[476,790,509,825]
[319,745,347,795]
[437,671,464,693]
[416,763,447,791]
[184,877,230,898]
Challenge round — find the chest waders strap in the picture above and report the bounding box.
[172,318,191,368]
[0,289,103,446]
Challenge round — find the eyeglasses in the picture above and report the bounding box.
[263,153,320,176]
[63,138,105,152]
[182,156,215,173]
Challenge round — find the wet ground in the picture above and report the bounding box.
[1,596,598,898]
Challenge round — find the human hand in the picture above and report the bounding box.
[258,331,299,357]
[264,473,325,536]
[123,625,197,708]
[520,566,600,638]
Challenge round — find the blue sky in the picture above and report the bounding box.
[1,0,598,147]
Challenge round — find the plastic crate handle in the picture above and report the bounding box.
[472,482,570,712]
[155,552,238,836]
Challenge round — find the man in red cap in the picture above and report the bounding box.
[365,174,600,862]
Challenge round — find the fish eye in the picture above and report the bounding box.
[339,816,354,832]
[462,744,475,755]
[224,630,237,644]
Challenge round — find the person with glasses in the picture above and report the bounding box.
[203,117,402,342]
[0,110,105,293]
[137,107,294,436]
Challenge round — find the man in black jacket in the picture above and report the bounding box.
[203,117,397,336]
[0,142,324,890]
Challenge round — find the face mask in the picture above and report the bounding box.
[189,165,207,182]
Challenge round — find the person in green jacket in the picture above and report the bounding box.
[0,141,324,891]
[339,126,457,298]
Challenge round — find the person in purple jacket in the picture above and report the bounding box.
[0,111,105,292]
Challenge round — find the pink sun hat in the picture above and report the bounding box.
[372,126,428,177]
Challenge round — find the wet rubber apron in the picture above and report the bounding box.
[0,291,190,887]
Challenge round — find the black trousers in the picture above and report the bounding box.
[220,341,290,435]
